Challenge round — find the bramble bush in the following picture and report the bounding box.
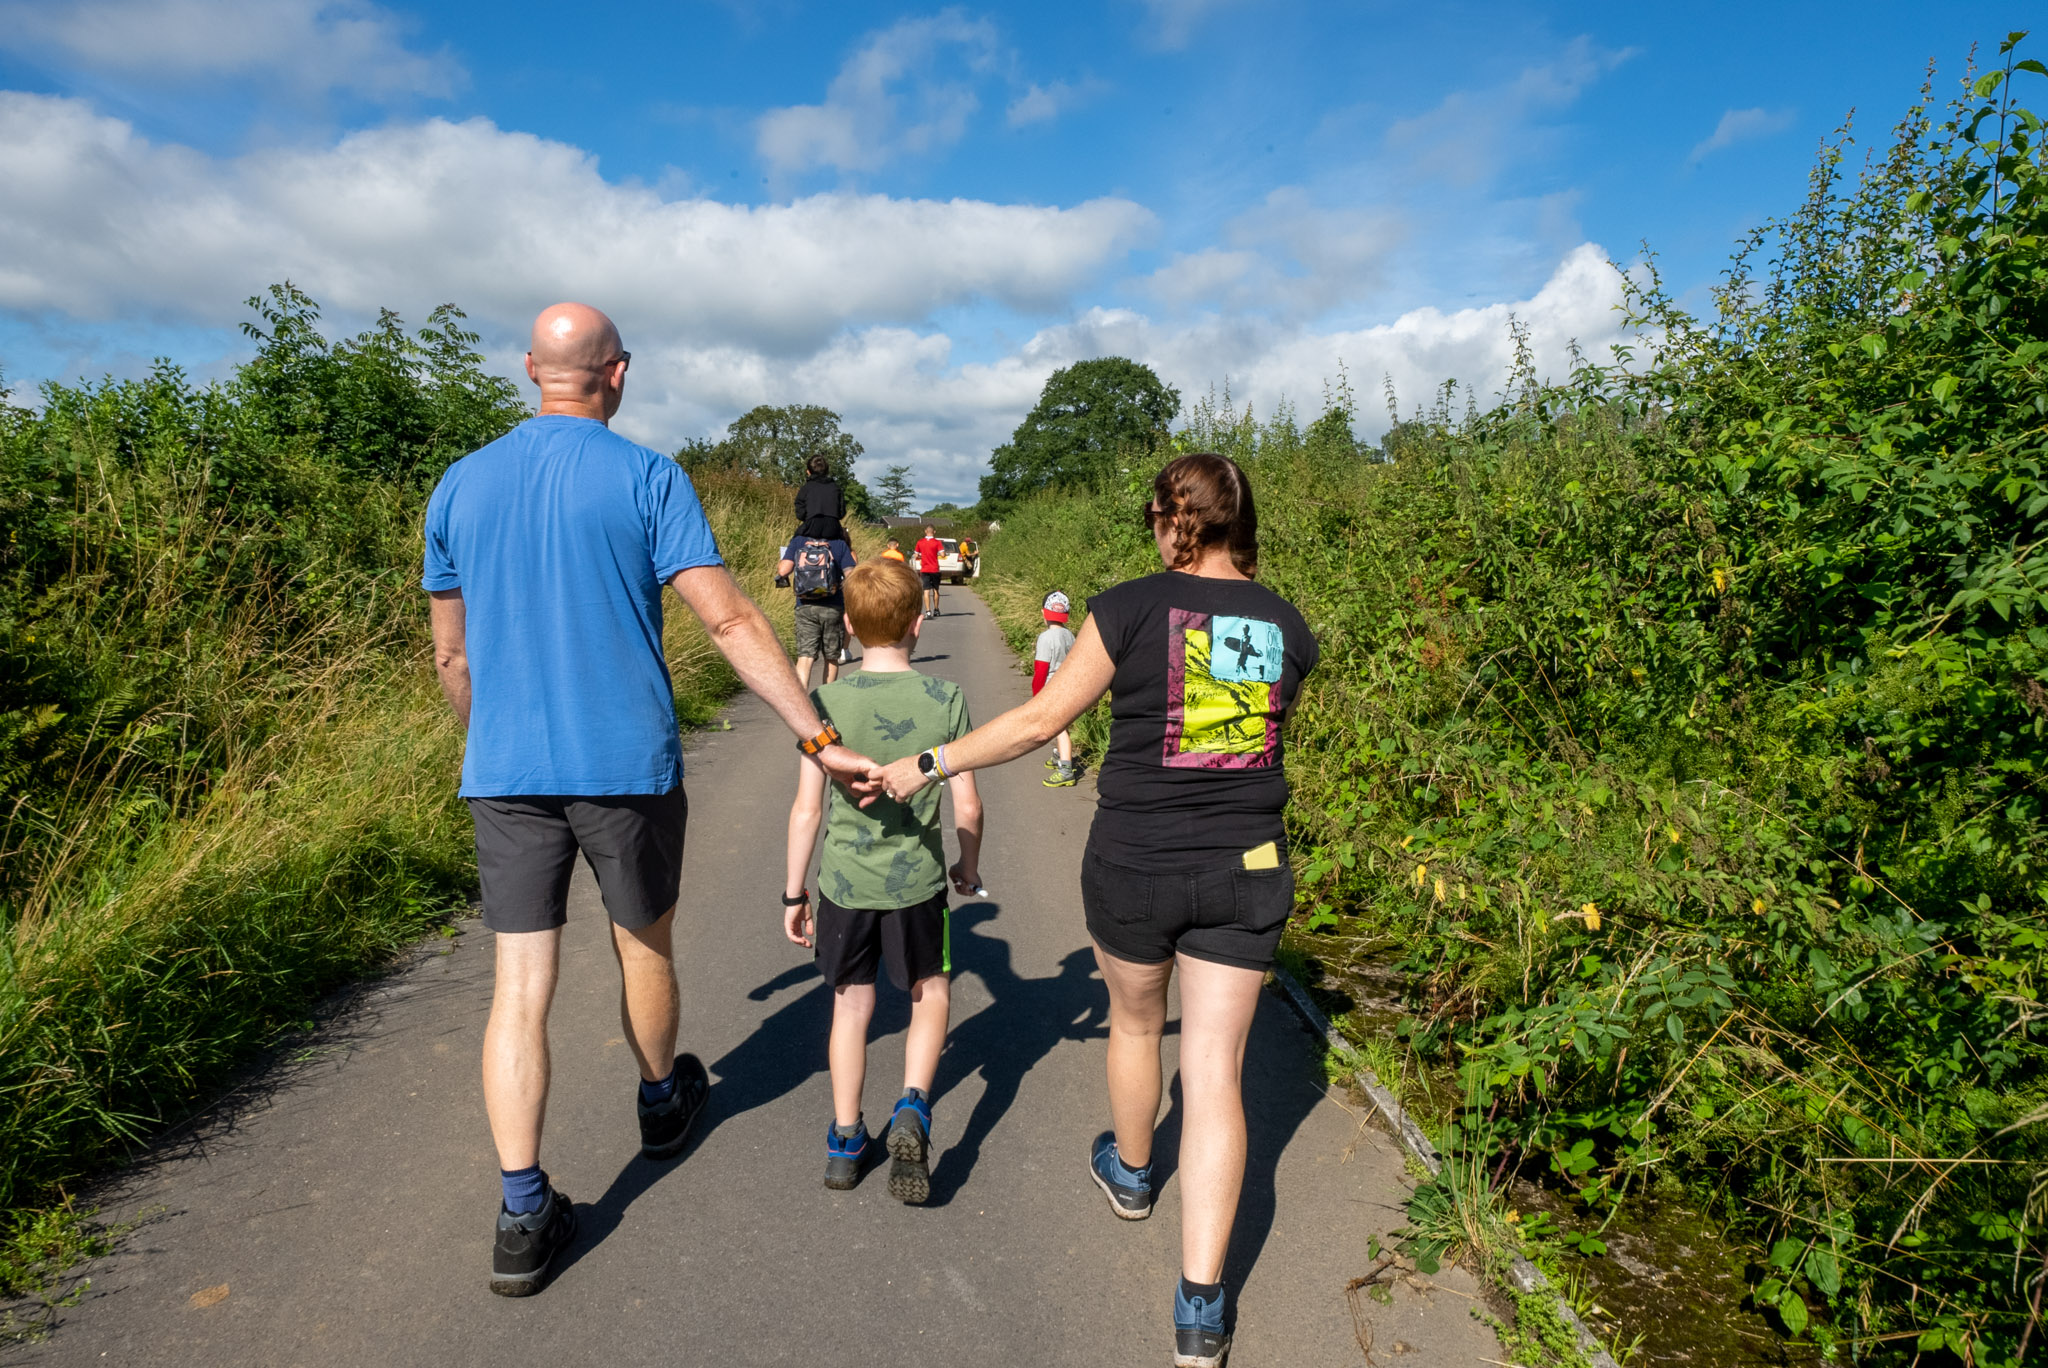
[0,289,804,1267]
[977,38,2048,1363]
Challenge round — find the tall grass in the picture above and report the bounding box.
[0,300,815,1261]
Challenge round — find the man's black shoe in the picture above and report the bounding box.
[638,1053,710,1160]
[489,1181,576,1297]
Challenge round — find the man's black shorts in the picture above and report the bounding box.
[469,788,686,933]
[920,570,941,589]
[815,891,950,990]
[1080,847,1292,972]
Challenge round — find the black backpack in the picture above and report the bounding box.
[790,540,841,601]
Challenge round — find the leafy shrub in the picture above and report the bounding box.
[976,40,2048,1363]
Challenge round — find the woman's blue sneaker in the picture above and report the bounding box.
[824,1121,871,1190]
[1173,1279,1231,1368]
[886,1092,933,1204]
[1088,1131,1153,1220]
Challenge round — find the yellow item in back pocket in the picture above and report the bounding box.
[1241,840,1280,870]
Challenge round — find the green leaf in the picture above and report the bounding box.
[1975,71,2006,98]
[1932,374,1960,403]
[1805,1249,1841,1297]
[1779,1291,1809,1336]
[1665,1013,1685,1044]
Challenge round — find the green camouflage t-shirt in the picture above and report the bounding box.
[812,670,972,910]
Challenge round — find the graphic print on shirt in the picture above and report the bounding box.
[1163,607,1284,768]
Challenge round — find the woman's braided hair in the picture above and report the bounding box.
[1155,452,1258,578]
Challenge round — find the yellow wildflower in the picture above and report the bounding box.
[1581,902,1602,931]
[1712,566,1730,593]
[1414,863,1427,887]
[1434,877,1446,903]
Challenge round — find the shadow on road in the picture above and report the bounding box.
[1150,994,1330,1294]
[925,901,1112,1205]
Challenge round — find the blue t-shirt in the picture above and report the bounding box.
[422,415,724,797]
[781,535,857,609]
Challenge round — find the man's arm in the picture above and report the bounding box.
[428,589,471,729]
[668,564,879,790]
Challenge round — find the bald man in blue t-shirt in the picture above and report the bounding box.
[423,302,880,1296]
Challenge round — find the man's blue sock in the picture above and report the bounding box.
[639,1066,677,1106]
[501,1165,546,1216]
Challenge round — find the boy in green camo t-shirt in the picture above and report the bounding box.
[782,559,984,1203]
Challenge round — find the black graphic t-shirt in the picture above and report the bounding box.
[1085,571,1318,865]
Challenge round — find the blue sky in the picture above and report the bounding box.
[0,0,2020,503]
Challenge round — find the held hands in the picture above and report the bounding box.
[814,743,886,802]
[783,891,815,948]
[877,754,931,805]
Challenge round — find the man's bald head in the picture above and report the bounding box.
[525,303,627,421]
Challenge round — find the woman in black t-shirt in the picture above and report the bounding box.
[877,453,1317,1367]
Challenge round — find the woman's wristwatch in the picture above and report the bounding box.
[796,721,841,755]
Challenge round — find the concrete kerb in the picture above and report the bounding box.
[1268,964,1623,1368]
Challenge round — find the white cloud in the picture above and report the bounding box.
[0,0,460,99]
[756,11,999,176]
[1385,37,1634,187]
[0,86,1631,505]
[1131,0,1246,51]
[0,93,1154,354]
[1141,187,1404,319]
[1687,107,1795,166]
[611,243,1633,503]
[1006,78,1105,129]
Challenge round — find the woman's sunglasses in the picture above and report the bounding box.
[1141,503,1174,530]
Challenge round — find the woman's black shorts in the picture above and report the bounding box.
[1081,847,1293,972]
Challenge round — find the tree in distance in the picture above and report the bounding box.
[675,403,875,518]
[875,463,917,517]
[978,357,1180,512]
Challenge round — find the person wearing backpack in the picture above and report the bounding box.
[794,454,848,542]
[777,528,858,685]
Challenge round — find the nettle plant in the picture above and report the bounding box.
[1285,36,2048,1364]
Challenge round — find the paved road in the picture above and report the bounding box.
[18,587,1500,1367]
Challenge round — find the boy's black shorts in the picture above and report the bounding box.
[815,891,950,990]
[1080,847,1292,972]
[468,788,686,933]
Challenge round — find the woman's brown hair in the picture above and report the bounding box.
[1154,452,1258,578]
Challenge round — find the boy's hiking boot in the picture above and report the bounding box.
[1089,1132,1154,1220]
[490,1180,577,1297]
[1044,763,1078,788]
[824,1121,872,1190]
[886,1093,933,1204]
[1172,1279,1231,1368]
[638,1053,710,1160]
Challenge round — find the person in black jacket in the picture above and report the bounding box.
[794,454,848,542]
